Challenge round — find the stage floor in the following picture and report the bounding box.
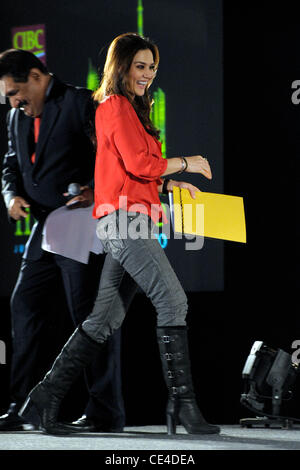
[1,424,300,451]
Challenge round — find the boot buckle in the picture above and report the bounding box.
[165,353,173,361]
[162,335,171,343]
[168,369,184,378]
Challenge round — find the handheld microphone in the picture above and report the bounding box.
[67,183,82,197]
[66,183,82,209]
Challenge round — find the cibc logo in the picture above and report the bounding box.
[0,340,6,365]
[11,24,47,65]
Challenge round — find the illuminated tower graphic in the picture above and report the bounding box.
[137,0,144,36]
[14,212,31,237]
[137,0,167,158]
[86,58,99,91]
[150,88,166,158]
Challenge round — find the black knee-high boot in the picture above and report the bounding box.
[19,326,104,435]
[157,327,220,435]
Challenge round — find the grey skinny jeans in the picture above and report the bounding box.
[82,210,188,343]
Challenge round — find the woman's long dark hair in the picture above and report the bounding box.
[94,33,160,139]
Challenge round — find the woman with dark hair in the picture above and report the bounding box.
[93,33,160,139]
[20,33,220,436]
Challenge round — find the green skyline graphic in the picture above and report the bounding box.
[137,0,167,158]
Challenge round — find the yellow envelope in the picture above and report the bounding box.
[172,187,246,243]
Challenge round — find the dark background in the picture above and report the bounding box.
[0,0,299,427]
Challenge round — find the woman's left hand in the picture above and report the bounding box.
[165,180,200,199]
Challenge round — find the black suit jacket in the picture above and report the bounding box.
[1,75,96,260]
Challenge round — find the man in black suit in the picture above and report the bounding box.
[0,49,132,432]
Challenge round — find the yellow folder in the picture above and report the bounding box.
[172,187,246,243]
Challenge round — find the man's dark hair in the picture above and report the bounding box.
[0,49,48,82]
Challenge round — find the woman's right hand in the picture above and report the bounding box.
[185,155,212,179]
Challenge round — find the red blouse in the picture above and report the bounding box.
[93,94,168,223]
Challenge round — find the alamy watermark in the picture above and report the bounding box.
[0,340,6,365]
[95,197,205,251]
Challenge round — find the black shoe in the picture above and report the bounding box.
[69,415,124,433]
[0,403,36,431]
